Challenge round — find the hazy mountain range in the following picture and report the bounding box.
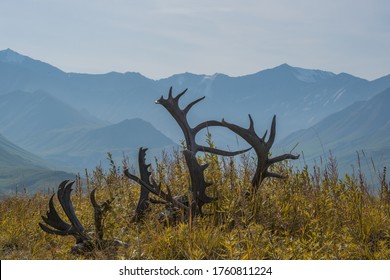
[0,48,389,193]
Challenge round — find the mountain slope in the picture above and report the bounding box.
[44,118,177,170]
[0,90,106,154]
[277,87,390,177]
[0,133,73,195]
[0,89,176,171]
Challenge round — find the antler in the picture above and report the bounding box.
[39,180,92,248]
[40,180,125,253]
[222,114,299,188]
[124,168,189,212]
[130,147,153,222]
[156,87,251,216]
[183,150,217,215]
[156,87,251,156]
[90,188,114,240]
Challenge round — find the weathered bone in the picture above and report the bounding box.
[221,114,299,188]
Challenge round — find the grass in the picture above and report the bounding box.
[1,149,390,260]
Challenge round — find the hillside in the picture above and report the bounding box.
[0,134,73,195]
[44,118,177,170]
[278,87,390,178]
[0,90,105,154]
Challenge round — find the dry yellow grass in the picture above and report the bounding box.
[1,150,390,260]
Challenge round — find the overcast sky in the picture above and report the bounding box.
[1,0,389,80]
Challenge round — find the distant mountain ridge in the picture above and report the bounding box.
[2,48,390,142]
[277,87,390,177]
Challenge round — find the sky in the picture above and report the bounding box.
[1,0,389,80]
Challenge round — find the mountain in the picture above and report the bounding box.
[44,118,177,170]
[0,90,106,155]
[277,87,390,179]
[3,49,390,145]
[0,89,176,170]
[0,133,73,195]
[1,48,390,179]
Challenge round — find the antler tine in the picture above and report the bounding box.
[57,180,86,235]
[266,115,276,150]
[39,194,71,235]
[90,188,99,208]
[90,187,115,240]
[183,96,205,115]
[174,88,188,102]
[197,145,251,157]
[168,86,173,98]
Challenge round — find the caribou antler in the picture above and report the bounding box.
[131,147,153,222]
[124,168,189,212]
[90,188,114,240]
[39,180,93,252]
[156,87,251,216]
[221,114,299,188]
[156,87,251,156]
[183,150,217,215]
[40,180,124,253]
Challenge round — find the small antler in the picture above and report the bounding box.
[124,168,189,212]
[222,114,299,188]
[90,188,114,240]
[130,147,153,222]
[40,180,125,253]
[39,180,92,247]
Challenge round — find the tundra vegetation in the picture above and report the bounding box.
[1,88,390,260]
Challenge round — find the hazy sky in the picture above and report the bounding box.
[1,0,389,80]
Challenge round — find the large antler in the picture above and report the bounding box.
[222,114,299,188]
[156,87,251,216]
[39,180,93,251]
[156,87,251,156]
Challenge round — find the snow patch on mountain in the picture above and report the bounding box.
[293,67,335,83]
